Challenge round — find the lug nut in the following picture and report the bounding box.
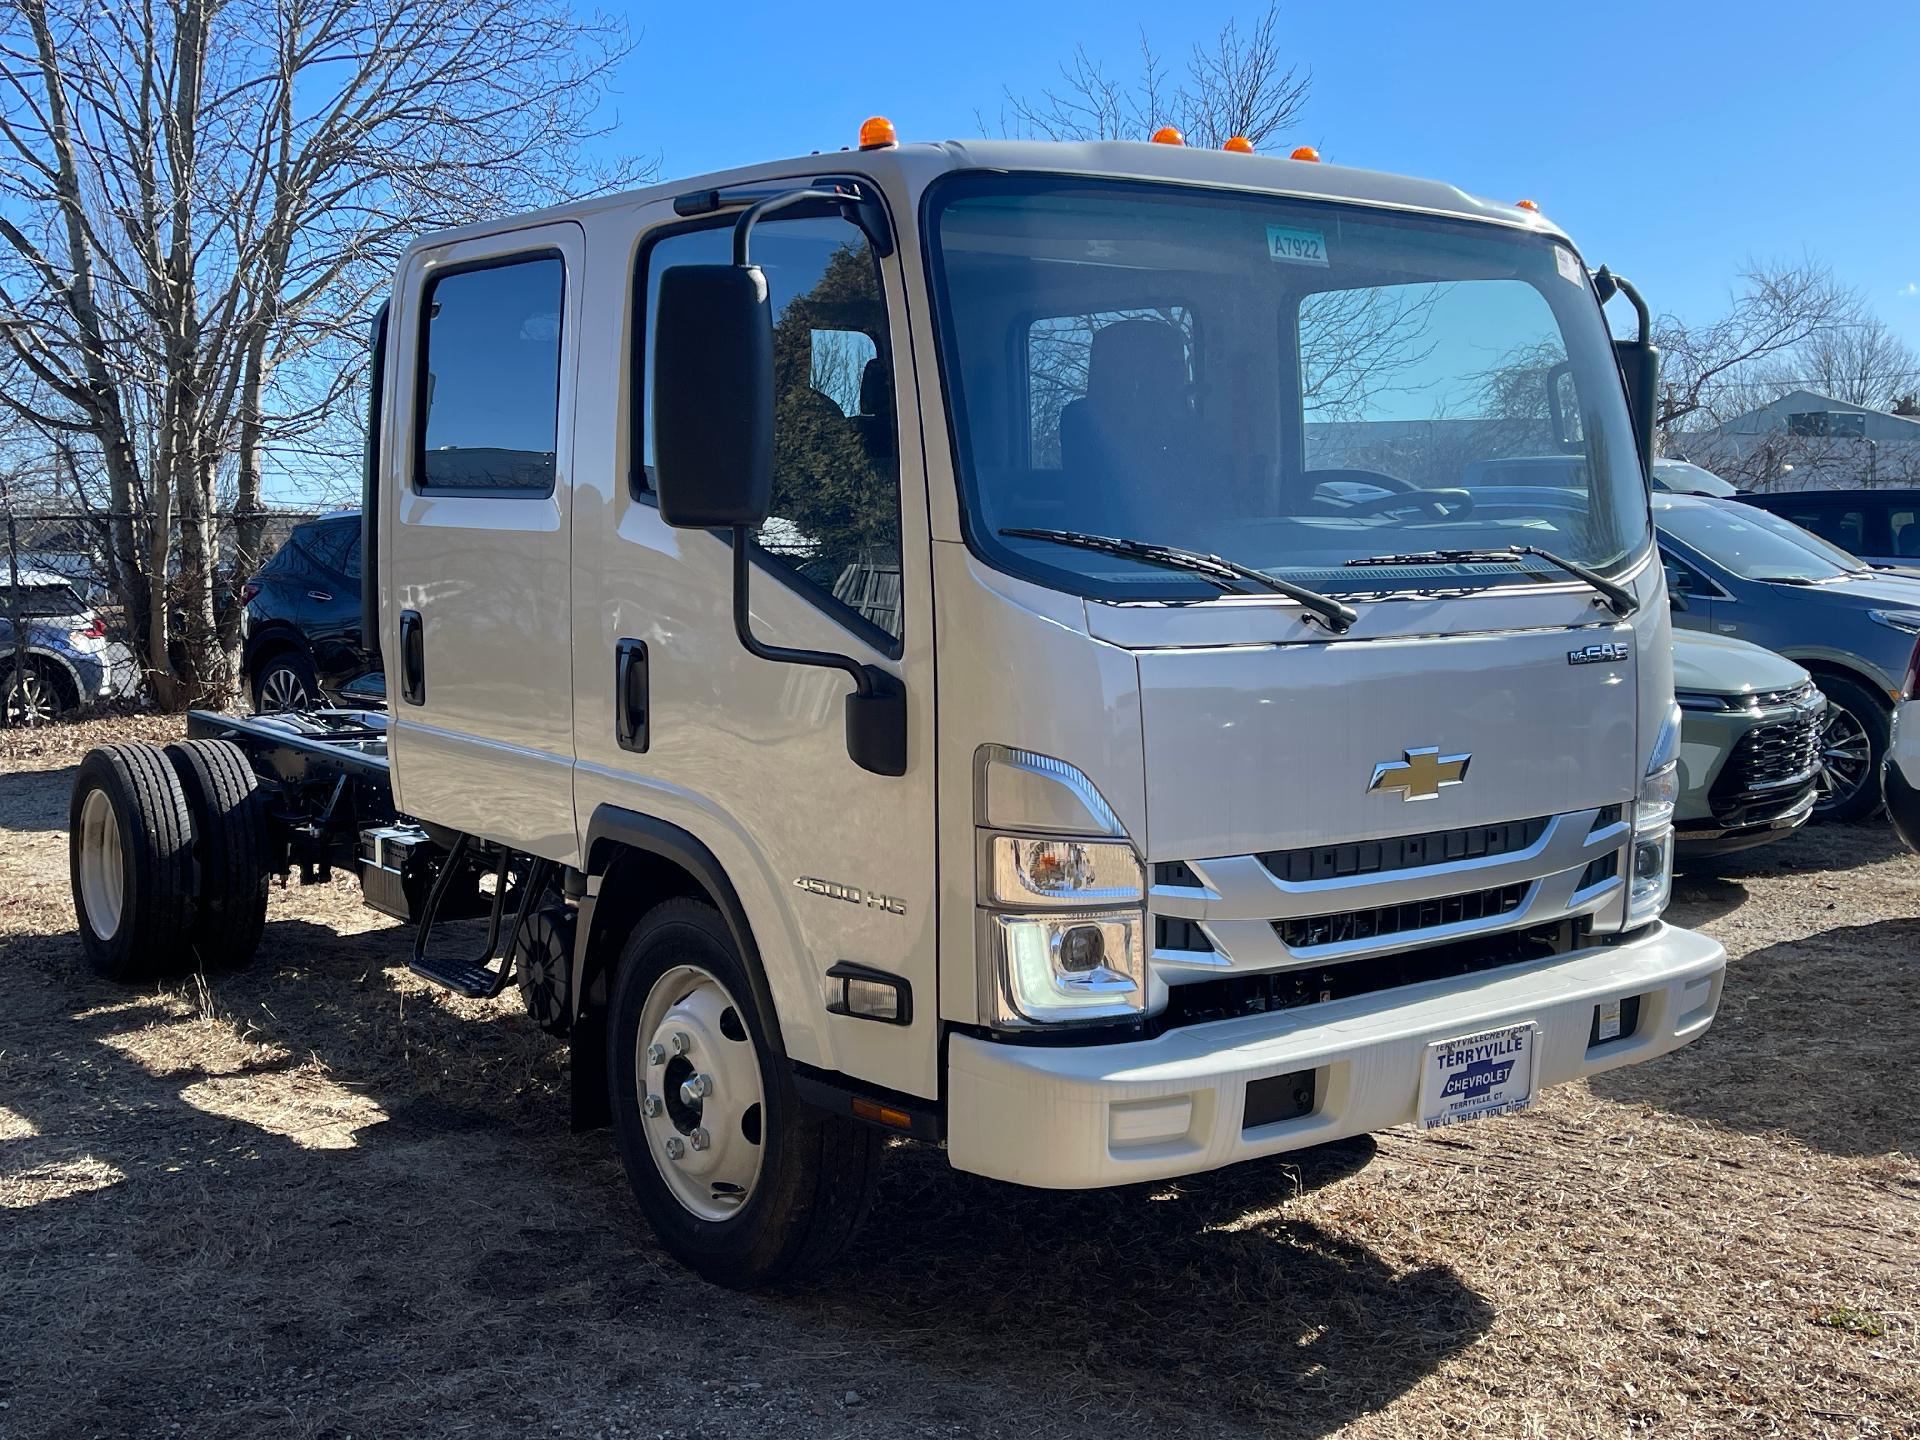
[645,1043,665,1066]
[642,1094,662,1118]
[689,1127,711,1152]
[680,1073,713,1106]
[670,1031,691,1057]
[664,1136,684,1160]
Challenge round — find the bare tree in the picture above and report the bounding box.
[992,3,1311,151]
[0,0,647,708]
[1754,310,1920,411]
[1651,256,1855,433]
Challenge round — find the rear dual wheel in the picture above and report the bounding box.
[69,740,269,980]
[607,899,879,1288]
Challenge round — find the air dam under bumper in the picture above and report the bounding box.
[947,922,1726,1189]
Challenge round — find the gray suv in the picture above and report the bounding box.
[1,570,133,723]
[1655,493,1920,821]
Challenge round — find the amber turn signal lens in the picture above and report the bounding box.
[1289,145,1320,162]
[1223,135,1255,153]
[1515,198,1540,211]
[859,116,898,150]
[851,1097,914,1131]
[1150,125,1185,146]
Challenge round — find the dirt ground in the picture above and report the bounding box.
[1,719,1915,1440]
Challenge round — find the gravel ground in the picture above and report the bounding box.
[1,717,1915,1439]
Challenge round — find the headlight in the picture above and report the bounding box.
[976,749,1146,1027]
[993,912,1144,1021]
[1629,702,1680,924]
[1868,609,1920,637]
[1675,690,1735,713]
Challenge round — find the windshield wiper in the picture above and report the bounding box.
[1343,545,1638,617]
[1000,527,1359,633]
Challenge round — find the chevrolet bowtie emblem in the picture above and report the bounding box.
[1369,747,1471,802]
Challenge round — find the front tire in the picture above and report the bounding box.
[1812,675,1889,823]
[69,745,197,981]
[607,898,879,1288]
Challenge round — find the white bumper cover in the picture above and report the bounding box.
[947,922,1726,1189]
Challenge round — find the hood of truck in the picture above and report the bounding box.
[1133,622,1639,860]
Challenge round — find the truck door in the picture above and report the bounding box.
[384,222,583,862]
[570,199,939,1099]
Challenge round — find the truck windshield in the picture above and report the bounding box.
[926,174,1651,601]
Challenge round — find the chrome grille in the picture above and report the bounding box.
[1151,806,1628,982]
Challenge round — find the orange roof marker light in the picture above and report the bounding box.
[859,116,898,151]
[1289,145,1321,163]
[1150,125,1185,146]
[1515,198,1540,212]
[1223,135,1255,153]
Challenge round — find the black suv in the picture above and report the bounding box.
[239,512,380,710]
[1737,488,1920,570]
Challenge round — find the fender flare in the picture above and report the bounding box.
[2,645,86,704]
[574,803,788,1060]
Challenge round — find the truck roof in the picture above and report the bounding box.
[404,136,1570,259]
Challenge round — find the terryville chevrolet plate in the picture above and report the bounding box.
[1418,1022,1538,1129]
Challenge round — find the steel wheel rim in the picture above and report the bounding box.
[77,786,124,939]
[635,963,766,1221]
[4,669,54,725]
[260,666,309,711]
[1815,703,1872,809]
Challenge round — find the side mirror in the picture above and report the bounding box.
[1614,337,1660,479]
[651,264,774,529]
[1668,588,1689,613]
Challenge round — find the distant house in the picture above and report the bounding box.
[1674,390,1920,491]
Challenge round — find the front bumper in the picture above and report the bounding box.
[946,921,1725,1189]
[1675,787,1816,859]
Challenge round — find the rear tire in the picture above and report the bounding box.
[69,744,197,981]
[252,650,318,713]
[164,740,271,969]
[607,898,880,1288]
[1811,675,1888,823]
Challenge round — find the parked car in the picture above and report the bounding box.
[0,570,136,723]
[1736,487,1920,571]
[238,511,378,711]
[1654,493,1920,821]
[1652,459,1740,497]
[1885,667,1920,850]
[1671,631,1823,863]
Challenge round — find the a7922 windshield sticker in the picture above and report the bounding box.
[1266,225,1328,266]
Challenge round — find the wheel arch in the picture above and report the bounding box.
[242,624,312,676]
[569,805,790,1131]
[1790,655,1896,710]
[4,646,84,708]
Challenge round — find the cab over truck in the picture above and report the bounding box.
[66,127,1727,1287]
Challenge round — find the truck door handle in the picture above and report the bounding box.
[399,609,426,705]
[615,638,648,752]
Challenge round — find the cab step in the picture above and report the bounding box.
[407,833,551,1000]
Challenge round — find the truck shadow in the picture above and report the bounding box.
[0,910,1490,1440]
[1589,916,1919,1157]
[0,763,78,832]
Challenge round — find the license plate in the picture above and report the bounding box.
[1418,1022,1538,1129]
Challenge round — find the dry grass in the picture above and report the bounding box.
[0,716,1915,1439]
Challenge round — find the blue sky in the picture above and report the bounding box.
[592,0,1920,364]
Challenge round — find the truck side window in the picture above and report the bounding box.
[637,214,904,644]
[416,253,564,495]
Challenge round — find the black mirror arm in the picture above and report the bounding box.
[733,189,854,267]
[1594,265,1651,344]
[731,527,876,698]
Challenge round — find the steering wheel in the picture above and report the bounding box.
[1339,486,1476,520]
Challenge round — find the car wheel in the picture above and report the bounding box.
[607,898,880,1288]
[1,660,70,725]
[1811,675,1889,823]
[252,651,318,713]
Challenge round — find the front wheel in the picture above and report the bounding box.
[607,898,879,1288]
[252,650,318,713]
[1812,675,1889,823]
